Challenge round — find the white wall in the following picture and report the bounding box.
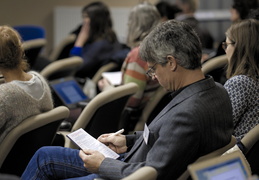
[54,6,132,47]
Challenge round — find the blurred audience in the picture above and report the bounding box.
[21,19,233,180]
[70,1,122,81]
[155,1,182,21]
[230,0,258,22]
[98,2,161,133]
[204,0,259,85]
[215,0,258,58]
[175,0,214,50]
[248,7,259,20]
[223,19,259,142]
[0,25,53,144]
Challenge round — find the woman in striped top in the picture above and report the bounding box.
[98,3,161,132]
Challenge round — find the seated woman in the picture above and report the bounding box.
[0,25,53,144]
[70,1,121,80]
[98,3,161,133]
[223,19,259,143]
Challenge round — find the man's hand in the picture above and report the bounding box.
[79,149,105,173]
[98,133,127,154]
[97,78,111,91]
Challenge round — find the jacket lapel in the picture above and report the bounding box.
[124,76,215,161]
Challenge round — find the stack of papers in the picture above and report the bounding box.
[102,71,122,86]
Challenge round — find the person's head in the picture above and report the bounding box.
[248,8,259,20]
[139,20,202,91]
[224,19,259,80]
[126,2,161,48]
[176,0,199,14]
[156,2,182,21]
[230,0,258,22]
[0,25,29,71]
[82,1,116,43]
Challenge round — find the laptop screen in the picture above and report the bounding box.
[195,158,248,180]
[50,77,88,108]
[188,151,251,180]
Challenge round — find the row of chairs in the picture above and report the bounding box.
[1,108,258,179]
[15,25,76,67]
[39,55,119,85]
[0,32,139,175]
[18,35,74,71]
[22,38,46,68]
[96,128,259,180]
[0,34,254,179]
[93,136,236,180]
[40,56,83,80]
[0,82,139,176]
[103,123,259,180]
[59,82,138,148]
[24,34,76,69]
[0,106,70,175]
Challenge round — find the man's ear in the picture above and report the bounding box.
[167,55,177,72]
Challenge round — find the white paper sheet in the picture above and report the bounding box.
[102,71,122,85]
[67,128,119,159]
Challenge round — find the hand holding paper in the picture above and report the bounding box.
[79,149,105,173]
[67,128,119,159]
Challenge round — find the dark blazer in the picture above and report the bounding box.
[74,39,121,79]
[99,76,233,179]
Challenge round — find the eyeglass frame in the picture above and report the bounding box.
[146,61,168,78]
[146,62,158,78]
[222,41,235,51]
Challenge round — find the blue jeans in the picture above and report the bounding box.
[21,146,100,180]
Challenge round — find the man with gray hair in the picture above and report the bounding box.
[21,20,233,180]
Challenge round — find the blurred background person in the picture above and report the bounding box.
[248,7,259,20]
[215,0,259,57]
[202,0,259,86]
[175,0,214,50]
[155,1,182,22]
[70,1,122,82]
[230,0,258,22]
[0,25,53,144]
[98,2,161,134]
[223,19,259,142]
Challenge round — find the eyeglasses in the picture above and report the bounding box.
[222,42,235,51]
[146,62,158,78]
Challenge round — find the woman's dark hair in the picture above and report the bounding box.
[226,19,259,80]
[82,1,117,43]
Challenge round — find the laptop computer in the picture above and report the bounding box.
[188,150,251,180]
[49,77,89,109]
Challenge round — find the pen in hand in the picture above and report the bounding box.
[112,129,124,136]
